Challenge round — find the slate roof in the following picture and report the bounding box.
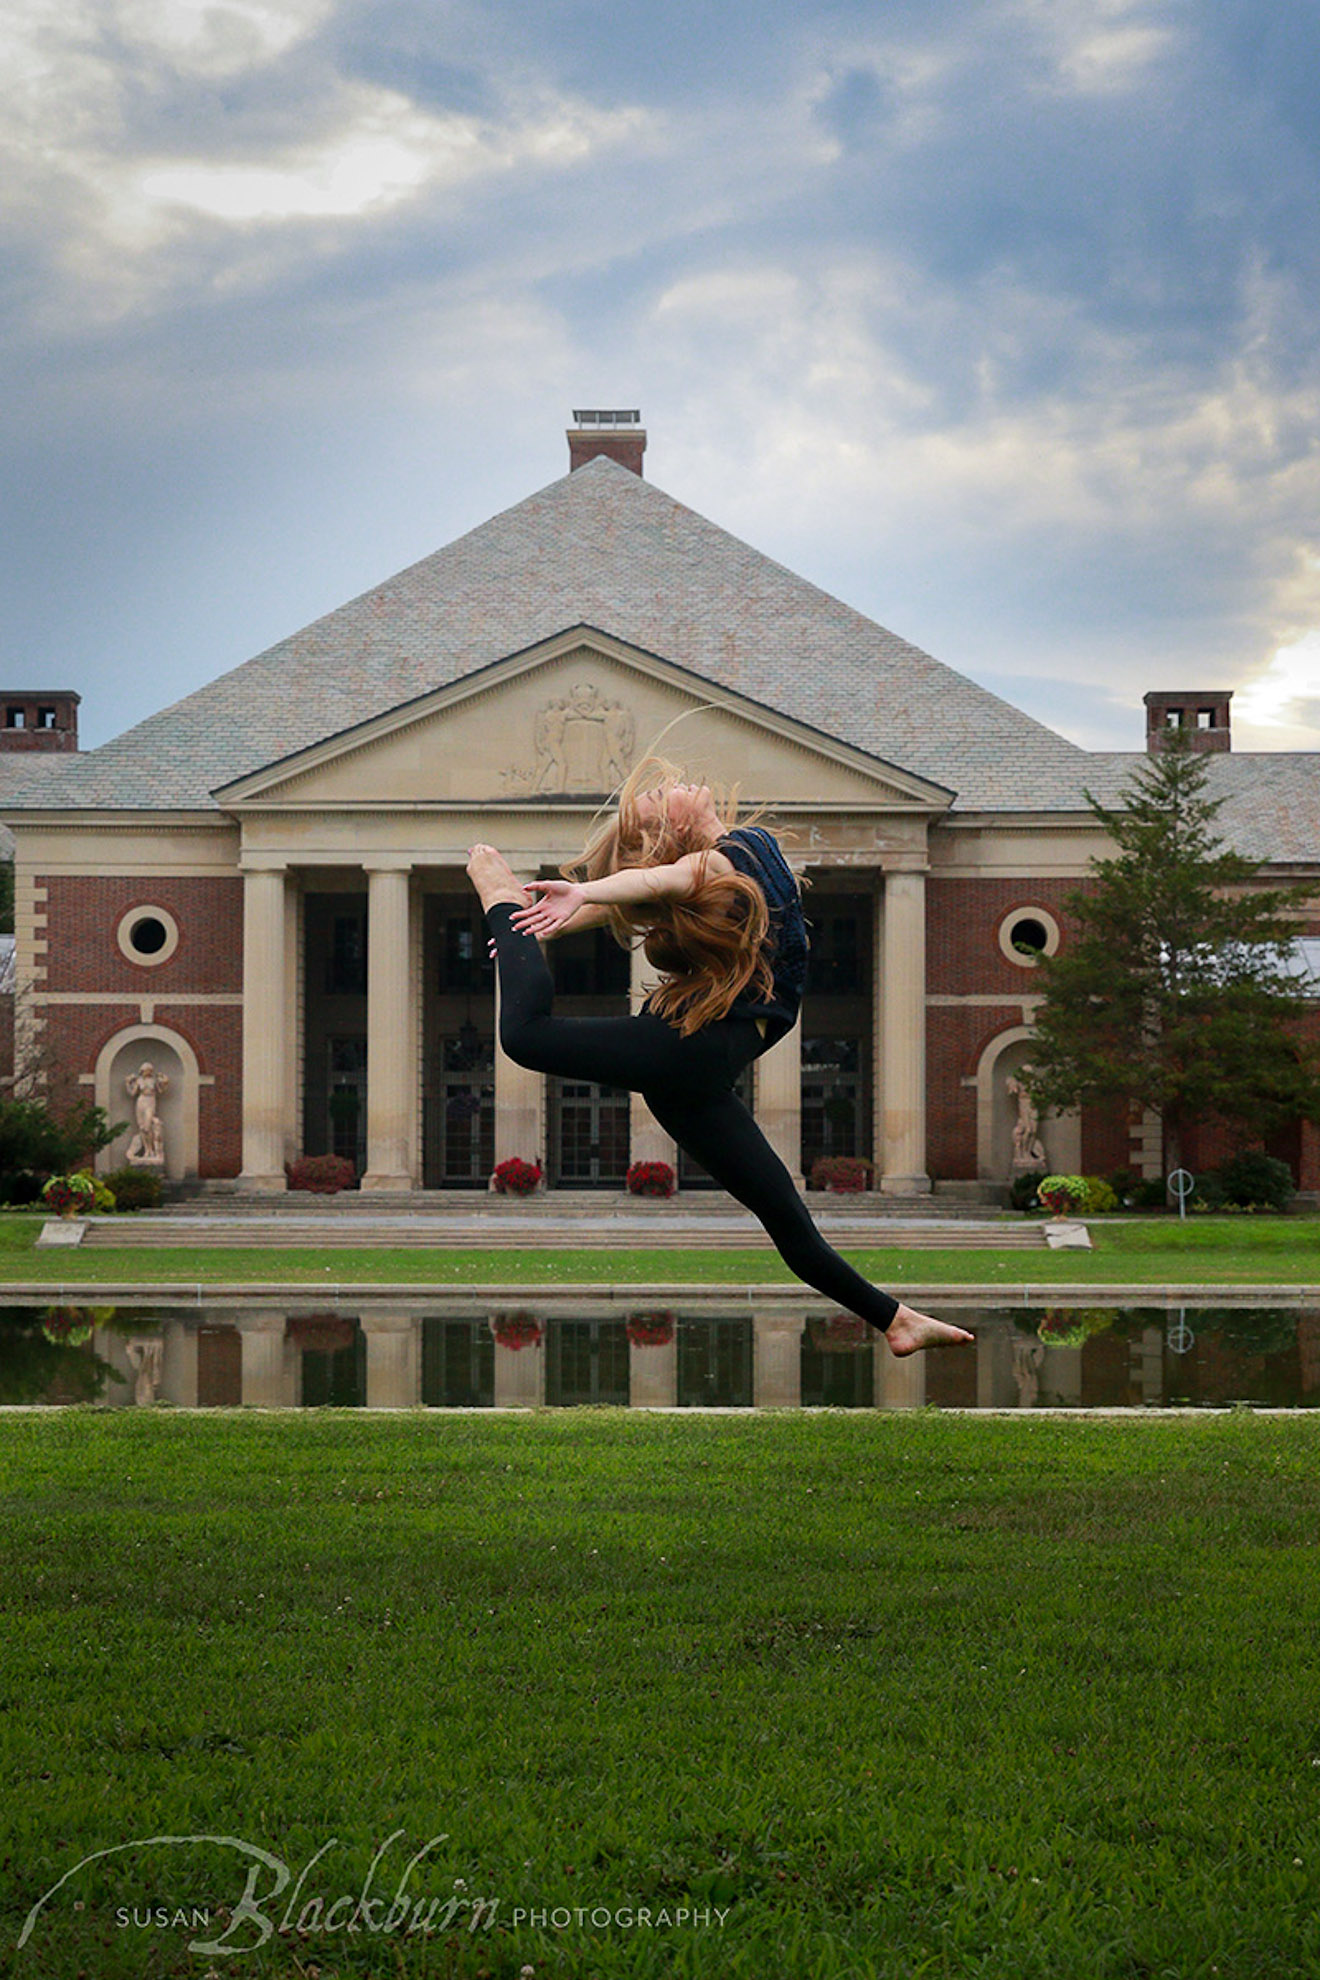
[0,457,1316,858]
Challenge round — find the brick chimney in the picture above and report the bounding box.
[568,409,646,477]
[1143,690,1232,755]
[0,690,80,753]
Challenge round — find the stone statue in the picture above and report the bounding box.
[533,700,570,792]
[603,698,635,786]
[1005,1069,1046,1170]
[531,681,636,792]
[125,1061,168,1167]
[126,1336,164,1405]
[1012,1336,1045,1408]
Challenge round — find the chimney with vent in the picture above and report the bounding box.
[568,409,646,477]
[1143,689,1232,755]
[0,690,80,753]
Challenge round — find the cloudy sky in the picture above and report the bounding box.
[5,0,1320,757]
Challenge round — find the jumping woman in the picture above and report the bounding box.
[466,757,974,1357]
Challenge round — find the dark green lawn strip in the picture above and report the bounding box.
[0,1205,1318,1289]
[2,1411,1318,1978]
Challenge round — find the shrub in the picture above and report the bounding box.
[1037,1174,1087,1215]
[492,1157,542,1196]
[0,1098,122,1200]
[809,1156,875,1193]
[103,1167,164,1211]
[69,1170,116,1214]
[1080,1175,1119,1214]
[1189,1170,1226,1212]
[1,1172,44,1207]
[1218,1150,1294,1212]
[286,1154,356,1194]
[626,1161,675,1197]
[1010,1170,1047,1211]
[1133,1176,1171,1209]
[1108,1167,1141,1206]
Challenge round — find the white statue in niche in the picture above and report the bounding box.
[125,1061,169,1167]
[1005,1068,1046,1171]
[126,1337,164,1405]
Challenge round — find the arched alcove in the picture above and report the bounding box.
[974,1026,1080,1182]
[91,1024,209,1181]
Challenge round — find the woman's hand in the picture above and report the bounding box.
[509,879,588,939]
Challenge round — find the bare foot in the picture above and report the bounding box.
[466,844,532,913]
[885,1303,976,1358]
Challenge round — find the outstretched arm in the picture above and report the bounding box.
[510,851,733,941]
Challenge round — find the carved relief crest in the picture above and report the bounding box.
[500,681,636,796]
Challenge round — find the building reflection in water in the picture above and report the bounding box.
[1,1305,1317,1411]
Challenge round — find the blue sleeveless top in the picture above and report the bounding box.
[717,826,809,1044]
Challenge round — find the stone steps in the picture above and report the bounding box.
[159,1187,1008,1221]
[76,1212,1046,1251]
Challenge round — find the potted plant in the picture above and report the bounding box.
[626,1161,675,1197]
[1037,1174,1088,1216]
[492,1313,544,1351]
[491,1158,543,1196]
[41,1173,95,1220]
[626,1312,676,1347]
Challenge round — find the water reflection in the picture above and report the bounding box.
[1,1303,1318,1410]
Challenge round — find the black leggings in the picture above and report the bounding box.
[487,905,899,1331]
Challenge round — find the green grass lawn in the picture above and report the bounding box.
[1,1210,1318,1289]
[2,1410,1318,1978]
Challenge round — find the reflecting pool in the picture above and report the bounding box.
[2,1300,1317,1410]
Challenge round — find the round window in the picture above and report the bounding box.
[117,906,180,967]
[998,907,1060,968]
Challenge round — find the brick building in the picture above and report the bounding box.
[3,416,1318,1196]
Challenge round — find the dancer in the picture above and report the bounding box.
[467,757,973,1356]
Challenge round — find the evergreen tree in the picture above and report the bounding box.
[1025,726,1320,1176]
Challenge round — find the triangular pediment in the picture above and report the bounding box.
[213,628,954,813]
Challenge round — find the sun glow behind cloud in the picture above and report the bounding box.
[1234,628,1320,751]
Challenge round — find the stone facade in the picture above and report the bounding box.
[3,436,1318,1197]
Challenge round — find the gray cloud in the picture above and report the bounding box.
[4,0,1320,755]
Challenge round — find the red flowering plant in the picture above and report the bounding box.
[1036,1308,1112,1350]
[1037,1174,1087,1216]
[809,1156,874,1193]
[626,1312,676,1347]
[41,1306,94,1347]
[491,1158,543,1196]
[287,1314,358,1353]
[626,1161,676,1198]
[491,1313,544,1351]
[41,1174,96,1218]
[286,1154,356,1194]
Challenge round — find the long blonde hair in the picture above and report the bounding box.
[564,753,776,1035]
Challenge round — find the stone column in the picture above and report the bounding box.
[629,940,676,1171]
[239,862,289,1190]
[362,861,414,1191]
[160,1318,199,1408]
[755,1026,802,1182]
[628,1330,678,1408]
[283,880,302,1169]
[753,1312,805,1407]
[876,1343,926,1410]
[240,1314,291,1408]
[492,1321,545,1407]
[363,1310,419,1408]
[879,865,931,1194]
[494,869,543,1174]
